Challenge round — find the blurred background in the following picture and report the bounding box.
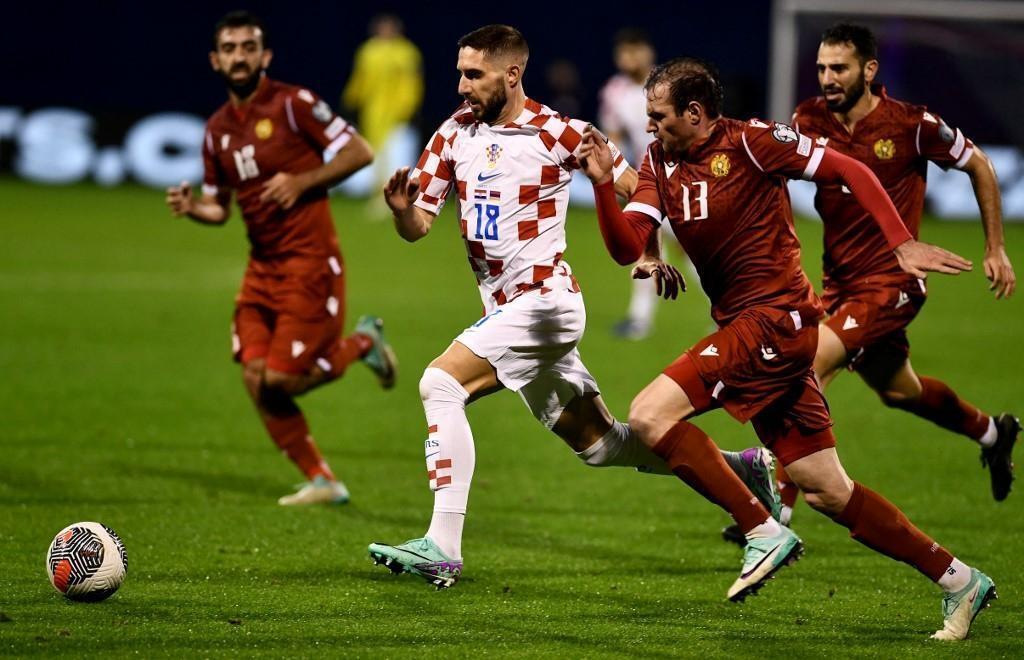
[3,0,1021,217]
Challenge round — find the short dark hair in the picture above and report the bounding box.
[645,57,724,119]
[613,27,652,49]
[213,10,267,49]
[457,24,529,63]
[821,22,877,63]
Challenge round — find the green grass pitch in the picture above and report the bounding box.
[1,177,1021,657]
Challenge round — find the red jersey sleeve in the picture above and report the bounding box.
[623,150,664,225]
[286,88,358,154]
[201,126,230,203]
[916,110,974,170]
[740,119,821,180]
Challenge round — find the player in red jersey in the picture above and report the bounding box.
[165,11,397,506]
[581,57,995,639]
[777,24,1019,514]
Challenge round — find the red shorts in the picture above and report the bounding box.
[664,306,835,465]
[231,254,346,374]
[822,278,927,371]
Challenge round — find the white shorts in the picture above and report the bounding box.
[455,288,600,428]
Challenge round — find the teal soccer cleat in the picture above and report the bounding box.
[355,315,398,389]
[931,568,997,641]
[727,525,802,602]
[368,537,462,589]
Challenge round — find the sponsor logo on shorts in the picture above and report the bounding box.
[700,344,719,357]
[291,340,306,358]
[842,315,859,331]
[895,291,910,309]
[760,345,777,360]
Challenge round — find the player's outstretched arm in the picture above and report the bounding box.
[260,134,374,211]
[384,166,435,242]
[962,146,1015,298]
[165,181,229,225]
[811,148,972,279]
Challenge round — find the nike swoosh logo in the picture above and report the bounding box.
[477,172,501,182]
[425,452,440,459]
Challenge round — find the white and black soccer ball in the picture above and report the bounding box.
[46,522,128,601]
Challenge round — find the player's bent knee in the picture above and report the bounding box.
[878,388,916,408]
[419,367,469,406]
[802,486,852,516]
[263,368,301,393]
[627,399,665,446]
[242,360,265,395]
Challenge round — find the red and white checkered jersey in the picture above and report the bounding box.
[411,98,629,312]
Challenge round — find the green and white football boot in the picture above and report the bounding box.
[931,568,997,641]
[355,315,397,389]
[727,524,802,602]
[721,447,784,547]
[368,536,462,589]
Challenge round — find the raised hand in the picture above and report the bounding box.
[383,167,421,215]
[894,239,973,279]
[579,126,614,185]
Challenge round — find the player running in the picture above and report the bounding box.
[581,56,995,640]
[165,11,396,506]
[770,24,1018,525]
[367,25,782,591]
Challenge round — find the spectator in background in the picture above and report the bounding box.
[545,59,584,118]
[599,29,691,340]
[342,14,423,208]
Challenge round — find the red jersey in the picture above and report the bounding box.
[202,77,358,262]
[626,118,823,326]
[793,85,975,291]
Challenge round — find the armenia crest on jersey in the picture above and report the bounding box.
[255,118,273,140]
[484,143,502,169]
[873,138,896,160]
[710,153,731,177]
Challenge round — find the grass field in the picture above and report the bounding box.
[1,177,1021,657]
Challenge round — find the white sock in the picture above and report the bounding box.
[978,417,998,447]
[937,557,972,593]
[626,276,657,331]
[745,517,781,540]
[426,512,465,560]
[576,421,672,475]
[419,368,475,560]
[779,505,793,527]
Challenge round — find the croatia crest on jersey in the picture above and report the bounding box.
[484,144,502,169]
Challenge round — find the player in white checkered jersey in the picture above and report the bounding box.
[368,24,780,589]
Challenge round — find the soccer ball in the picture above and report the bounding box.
[46,522,128,601]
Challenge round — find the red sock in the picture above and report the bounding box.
[895,376,989,440]
[835,482,953,582]
[776,463,799,509]
[263,413,335,481]
[652,420,770,533]
[321,333,373,376]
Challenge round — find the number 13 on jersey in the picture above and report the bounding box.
[473,203,499,240]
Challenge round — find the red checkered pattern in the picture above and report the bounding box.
[427,457,453,489]
[411,99,631,313]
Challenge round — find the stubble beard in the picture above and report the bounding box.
[824,72,866,113]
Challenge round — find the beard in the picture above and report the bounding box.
[823,72,866,113]
[468,86,507,124]
[220,65,264,99]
